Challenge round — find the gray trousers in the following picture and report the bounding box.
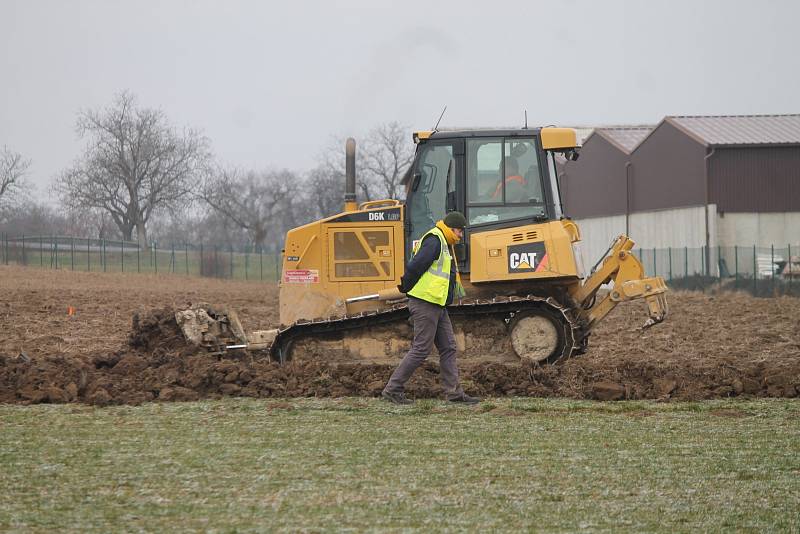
[384,297,464,398]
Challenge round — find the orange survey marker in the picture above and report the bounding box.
[67,306,76,316]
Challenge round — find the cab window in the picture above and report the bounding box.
[466,138,545,225]
[408,143,454,245]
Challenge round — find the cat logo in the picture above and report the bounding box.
[510,252,536,270]
[507,242,547,273]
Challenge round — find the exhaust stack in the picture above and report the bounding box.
[344,137,357,212]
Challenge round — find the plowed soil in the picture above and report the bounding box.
[1,265,798,405]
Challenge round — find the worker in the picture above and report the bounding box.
[382,211,480,405]
[492,158,527,202]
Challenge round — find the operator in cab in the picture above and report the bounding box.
[382,211,480,405]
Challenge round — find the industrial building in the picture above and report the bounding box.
[561,115,800,276]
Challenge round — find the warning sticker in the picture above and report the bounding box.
[283,269,320,283]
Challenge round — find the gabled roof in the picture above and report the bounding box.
[595,126,654,153]
[570,127,595,145]
[667,114,800,146]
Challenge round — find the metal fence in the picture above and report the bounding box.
[1,234,798,296]
[0,234,283,282]
[632,244,798,296]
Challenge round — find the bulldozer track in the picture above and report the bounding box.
[269,295,586,365]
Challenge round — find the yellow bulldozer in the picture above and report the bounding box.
[176,127,668,365]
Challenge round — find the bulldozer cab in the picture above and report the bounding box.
[406,129,575,272]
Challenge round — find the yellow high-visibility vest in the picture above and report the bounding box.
[407,227,453,306]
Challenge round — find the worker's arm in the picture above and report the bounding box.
[398,235,440,292]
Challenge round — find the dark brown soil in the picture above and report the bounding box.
[1,265,799,405]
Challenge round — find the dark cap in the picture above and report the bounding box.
[443,211,467,229]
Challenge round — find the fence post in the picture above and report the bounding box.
[771,244,775,294]
[154,241,158,274]
[701,246,706,277]
[171,243,176,273]
[789,244,793,292]
[102,239,106,272]
[40,236,43,267]
[22,235,26,265]
[734,245,738,286]
[245,246,249,281]
[229,246,234,280]
[652,247,657,276]
[668,247,673,281]
[71,237,74,271]
[275,250,280,282]
[87,238,91,272]
[684,246,688,278]
[214,246,218,278]
[200,243,204,276]
[121,241,125,272]
[185,244,189,275]
[260,247,263,281]
[753,245,757,294]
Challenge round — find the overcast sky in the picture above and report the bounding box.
[2,0,798,200]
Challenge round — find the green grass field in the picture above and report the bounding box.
[1,398,798,532]
[3,246,282,282]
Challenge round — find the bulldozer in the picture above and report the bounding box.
[176,127,668,365]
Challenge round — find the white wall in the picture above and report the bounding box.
[573,208,800,279]
[629,205,712,249]
[572,214,626,270]
[715,212,800,277]
[575,205,715,278]
[716,212,800,248]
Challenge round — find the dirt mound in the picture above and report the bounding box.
[1,266,798,406]
[129,308,193,354]
[1,340,798,406]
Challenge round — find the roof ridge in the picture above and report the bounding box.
[670,113,800,119]
[667,114,800,146]
[597,125,655,130]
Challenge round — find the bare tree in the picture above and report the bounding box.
[0,146,31,208]
[0,199,66,237]
[360,121,414,201]
[54,91,211,249]
[200,167,300,249]
[318,121,414,203]
[64,208,121,240]
[305,164,345,219]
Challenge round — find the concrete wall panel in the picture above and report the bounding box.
[572,214,627,270]
[575,206,713,278]
[716,212,800,247]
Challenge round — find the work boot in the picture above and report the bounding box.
[447,393,480,405]
[382,390,414,405]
